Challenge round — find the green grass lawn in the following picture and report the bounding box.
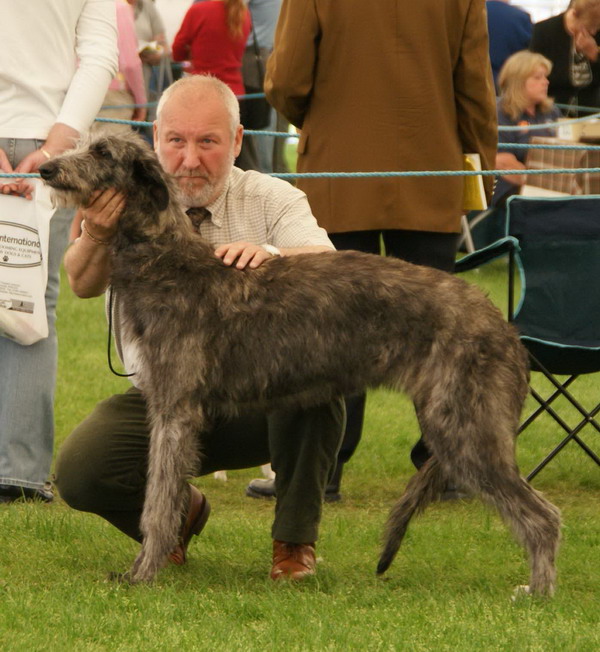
[0,258,598,651]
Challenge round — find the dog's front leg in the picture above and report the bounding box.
[129,405,202,583]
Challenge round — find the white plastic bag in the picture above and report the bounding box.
[0,180,54,345]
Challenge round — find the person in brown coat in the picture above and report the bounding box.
[245,0,497,501]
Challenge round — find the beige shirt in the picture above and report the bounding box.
[198,166,333,249]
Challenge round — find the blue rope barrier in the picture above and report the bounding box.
[499,142,600,151]
[95,117,153,126]
[246,129,298,138]
[6,167,600,181]
[237,92,267,100]
[555,102,600,114]
[270,168,600,179]
[498,111,600,131]
[94,117,297,138]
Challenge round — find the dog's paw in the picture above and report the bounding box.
[511,584,532,602]
[106,570,135,584]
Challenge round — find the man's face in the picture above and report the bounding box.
[153,91,243,207]
[581,8,600,35]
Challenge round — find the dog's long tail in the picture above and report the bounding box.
[377,457,446,575]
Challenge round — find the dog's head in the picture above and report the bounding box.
[39,131,170,213]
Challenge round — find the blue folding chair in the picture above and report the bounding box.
[457,195,600,481]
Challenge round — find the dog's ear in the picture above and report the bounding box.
[133,154,170,212]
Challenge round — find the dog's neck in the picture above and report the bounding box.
[113,195,196,250]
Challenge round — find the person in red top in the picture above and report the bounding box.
[172,0,251,96]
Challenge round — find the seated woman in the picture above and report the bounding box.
[466,50,561,249]
[493,50,562,206]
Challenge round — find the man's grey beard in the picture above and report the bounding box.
[173,178,217,207]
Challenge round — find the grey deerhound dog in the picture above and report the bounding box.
[40,132,561,595]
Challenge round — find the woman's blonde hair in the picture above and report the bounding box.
[224,0,248,38]
[498,50,555,120]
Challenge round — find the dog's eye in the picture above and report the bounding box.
[93,144,112,159]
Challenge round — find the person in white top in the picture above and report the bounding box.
[0,0,118,504]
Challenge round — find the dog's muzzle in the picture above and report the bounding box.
[38,161,60,182]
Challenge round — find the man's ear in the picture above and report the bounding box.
[233,125,243,158]
[133,153,170,211]
[153,121,159,153]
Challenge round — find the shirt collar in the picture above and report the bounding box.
[202,169,236,229]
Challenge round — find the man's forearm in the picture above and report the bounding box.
[63,232,112,298]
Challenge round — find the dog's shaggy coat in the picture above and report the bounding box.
[40,133,561,595]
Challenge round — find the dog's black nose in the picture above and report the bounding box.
[38,161,58,181]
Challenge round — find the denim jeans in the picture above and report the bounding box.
[0,138,73,490]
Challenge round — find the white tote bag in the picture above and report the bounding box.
[0,180,54,345]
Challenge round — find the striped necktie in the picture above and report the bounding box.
[186,206,211,231]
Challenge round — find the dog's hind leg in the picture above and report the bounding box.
[129,402,202,583]
[427,416,561,596]
[439,398,561,596]
[475,465,561,596]
[377,456,447,575]
[394,374,559,595]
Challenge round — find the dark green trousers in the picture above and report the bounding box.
[55,388,345,544]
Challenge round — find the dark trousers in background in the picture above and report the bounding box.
[236,83,272,172]
[328,228,460,472]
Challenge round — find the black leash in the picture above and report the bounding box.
[107,288,135,378]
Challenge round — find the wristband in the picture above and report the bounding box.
[262,244,281,257]
[82,220,112,246]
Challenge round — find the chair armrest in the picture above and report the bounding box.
[454,236,520,273]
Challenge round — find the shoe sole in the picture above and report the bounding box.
[271,568,316,580]
[245,486,275,500]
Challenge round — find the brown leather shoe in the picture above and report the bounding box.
[168,485,211,565]
[270,540,316,580]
